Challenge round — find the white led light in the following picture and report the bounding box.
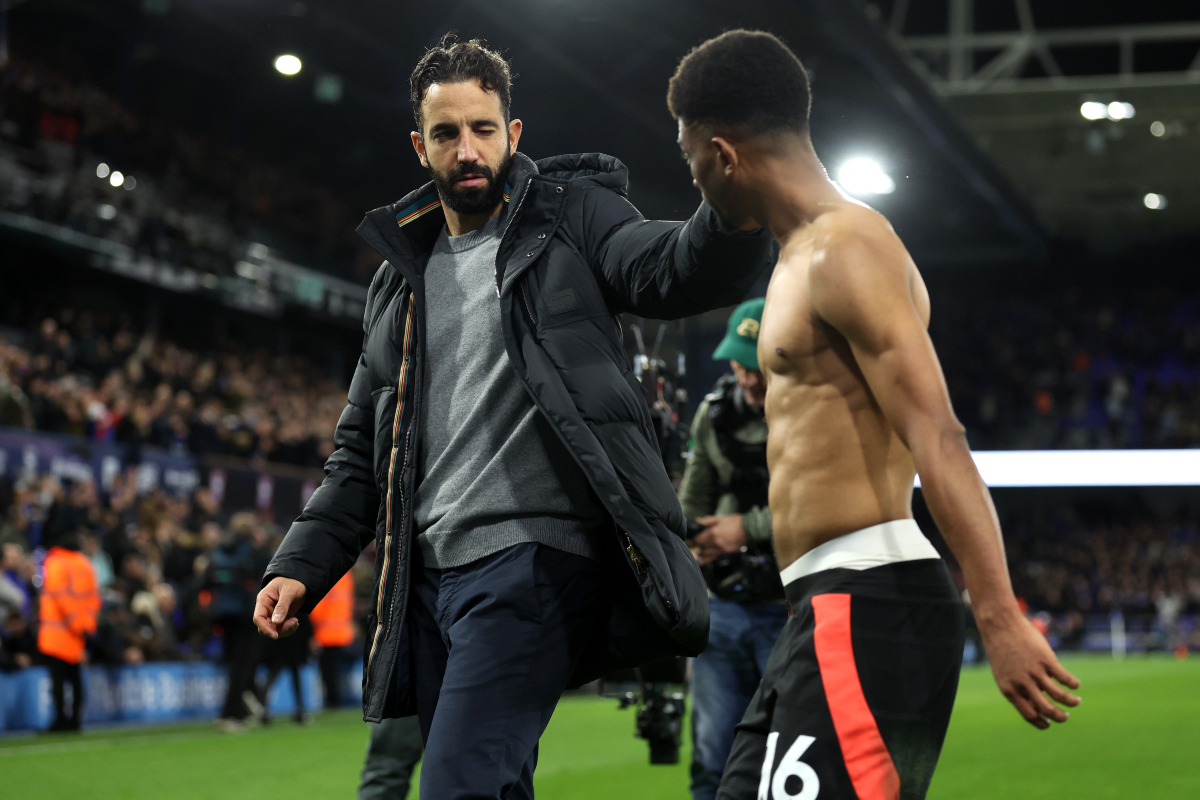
[1080,101,1107,120]
[1107,101,1135,120]
[836,158,896,195]
[1144,192,1166,210]
[274,54,302,75]
[1150,121,1165,137]
[124,176,137,191]
[109,170,125,187]
[96,163,110,179]
[96,204,117,220]
[914,450,1200,488]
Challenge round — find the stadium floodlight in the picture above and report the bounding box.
[1150,121,1166,137]
[125,176,137,191]
[836,158,895,195]
[275,54,302,75]
[1107,101,1135,120]
[1080,101,1107,120]
[96,204,117,220]
[914,450,1200,488]
[109,170,125,187]
[1143,193,1166,210]
[96,163,110,179]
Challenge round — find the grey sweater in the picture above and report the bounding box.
[412,213,604,568]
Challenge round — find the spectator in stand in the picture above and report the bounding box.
[1,609,37,671]
[2,309,346,469]
[38,529,101,731]
[310,570,355,709]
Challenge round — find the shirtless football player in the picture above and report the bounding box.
[668,31,1082,800]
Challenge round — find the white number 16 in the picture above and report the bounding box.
[758,732,820,800]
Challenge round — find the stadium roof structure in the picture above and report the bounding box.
[8,0,1047,274]
[879,0,1200,251]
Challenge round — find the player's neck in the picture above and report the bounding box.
[749,148,842,243]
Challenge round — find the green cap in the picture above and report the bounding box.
[712,297,764,370]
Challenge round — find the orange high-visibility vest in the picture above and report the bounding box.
[310,571,355,648]
[37,547,101,664]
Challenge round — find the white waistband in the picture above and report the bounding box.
[778,519,940,587]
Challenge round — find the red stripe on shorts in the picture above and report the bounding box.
[811,592,901,800]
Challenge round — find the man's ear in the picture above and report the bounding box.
[508,119,523,155]
[410,131,428,169]
[711,136,740,176]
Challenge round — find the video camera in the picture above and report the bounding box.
[687,520,785,604]
[600,657,689,765]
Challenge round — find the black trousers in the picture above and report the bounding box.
[219,615,265,720]
[44,654,83,731]
[319,645,350,709]
[411,542,603,800]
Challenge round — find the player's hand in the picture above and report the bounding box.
[254,577,307,639]
[980,608,1081,730]
[693,515,747,565]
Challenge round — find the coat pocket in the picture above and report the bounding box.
[371,387,397,489]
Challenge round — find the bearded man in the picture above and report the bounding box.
[253,34,773,800]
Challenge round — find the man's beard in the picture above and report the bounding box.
[430,150,513,216]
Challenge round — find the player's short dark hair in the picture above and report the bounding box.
[668,30,811,136]
[410,33,513,133]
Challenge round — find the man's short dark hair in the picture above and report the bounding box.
[410,33,513,133]
[668,30,811,136]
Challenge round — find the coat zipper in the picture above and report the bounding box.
[495,177,534,298]
[366,297,416,675]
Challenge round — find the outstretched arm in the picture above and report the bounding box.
[808,225,1081,730]
[581,187,772,319]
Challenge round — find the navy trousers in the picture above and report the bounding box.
[411,542,603,800]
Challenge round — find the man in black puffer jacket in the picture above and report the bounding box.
[253,34,772,799]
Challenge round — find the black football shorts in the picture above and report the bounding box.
[716,557,965,800]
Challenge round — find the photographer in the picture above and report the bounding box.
[681,299,787,800]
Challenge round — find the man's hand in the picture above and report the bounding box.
[981,609,1081,729]
[254,577,307,639]
[693,515,747,565]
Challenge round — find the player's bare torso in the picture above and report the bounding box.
[759,202,931,570]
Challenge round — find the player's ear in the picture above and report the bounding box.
[711,136,740,176]
[411,131,428,168]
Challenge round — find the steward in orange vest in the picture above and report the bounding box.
[310,570,355,708]
[38,544,101,731]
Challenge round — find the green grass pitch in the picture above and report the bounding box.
[3,654,1197,799]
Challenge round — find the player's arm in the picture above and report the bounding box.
[808,225,1081,730]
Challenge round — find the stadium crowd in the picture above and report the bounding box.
[1003,508,1200,649]
[0,56,365,279]
[0,309,346,468]
[0,464,375,672]
[934,286,1200,450]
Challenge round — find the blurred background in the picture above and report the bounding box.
[1,1,1198,798]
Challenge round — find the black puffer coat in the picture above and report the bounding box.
[265,152,773,720]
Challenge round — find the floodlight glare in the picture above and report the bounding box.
[109,170,125,188]
[125,176,137,191]
[1150,121,1165,137]
[1107,101,1135,120]
[1144,193,1166,210]
[96,163,110,179]
[275,55,302,75]
[836,158,895,195]
[1080,101,1107,120]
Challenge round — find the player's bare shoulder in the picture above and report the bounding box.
[807,203,930,334]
